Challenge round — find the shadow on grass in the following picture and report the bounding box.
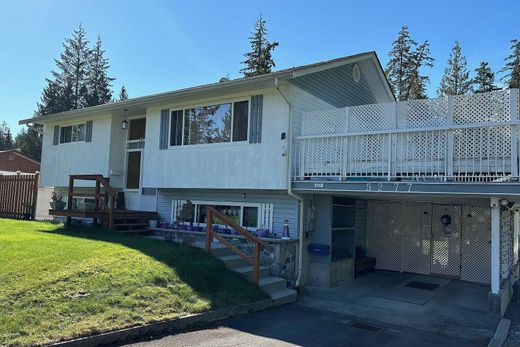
[36,224,268,309]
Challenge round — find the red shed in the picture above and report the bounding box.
[0,150,40,174]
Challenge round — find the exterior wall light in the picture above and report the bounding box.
[121,109,128,130]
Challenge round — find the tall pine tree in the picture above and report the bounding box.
[385,26,416,101]
[437,41,471,96]
[0,122,14,151]
[473,61,497,93]
[408,40,435,100]
[240,14,279,77]
[53,24,91,110]
[14,128,42,161]
[86,36,114,106]
[501,39,520,89]
[118,86,129,101]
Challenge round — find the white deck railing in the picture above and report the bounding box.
[293,89,520,182]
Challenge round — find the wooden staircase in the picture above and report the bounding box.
[194,241,297,305]
[49,174,157,233]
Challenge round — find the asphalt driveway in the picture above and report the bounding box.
[123,302,487,347]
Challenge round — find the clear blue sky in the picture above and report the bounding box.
[1,0,520,133]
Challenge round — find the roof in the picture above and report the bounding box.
[0,149,40,165]
[19,51,393,125]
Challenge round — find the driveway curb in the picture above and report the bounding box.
[488,318,511,347]
[50,298,276,347]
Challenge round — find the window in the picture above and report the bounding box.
[169,100,249,147]
[170,110,183,146]
[174,201,260,229]
[128,118,146,140]
[60,124,85,143]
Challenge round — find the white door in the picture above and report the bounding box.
[125,118,146,210]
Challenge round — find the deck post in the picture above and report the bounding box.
[446,96,454,180]
[490,197,501,295]
[205,209,213,253]
[510,89,519,178]
[66,176,74,226]
[253,243,260,286]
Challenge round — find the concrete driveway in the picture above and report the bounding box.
[124,302,487,347]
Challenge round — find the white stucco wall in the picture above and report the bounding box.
[142,87,290,189]
[40,114,112,187]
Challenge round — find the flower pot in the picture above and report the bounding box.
[148,220,158,228]
[256,229,268,238]
[193,226,202,232]
[50,201,66,210]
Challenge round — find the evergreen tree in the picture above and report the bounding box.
[0,122,14,151]
[408,40,435,100]
[14,128,42,161]
[118,85,129,101]
[240,14,279,77]
[473,61,497,93]
[36,79,67,116]
[86,36,114,107]
[385,26,416,101]
[500,39,520,89]
[437,41,472,96]
[53,24,91,110]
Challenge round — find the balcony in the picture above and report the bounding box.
[293,89,520,185]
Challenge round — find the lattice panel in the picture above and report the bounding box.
[453,127,512,175]
[344,134,389,176]
[395,131,447,176]
[303,108,347,136]
[453,90,511,125]
[348,102,395,132]
[399,203,432,275]
[460,206,491,284]
[431,205,461,277]
[366,201,402,272]
[397,98,449,129]
[301,137,343,176]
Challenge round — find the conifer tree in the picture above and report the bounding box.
[385,26,416,100]
[408,40,435,100]
[36,80,66,116]
[473,61,497,93]
[437,41,472,96]
[14,128,42,161]
[53,24,91,110]
[118,86,129,101]
[86,36,114,106]
[240,14,279,77]
[501,39,520,89]
[0,122,14,151]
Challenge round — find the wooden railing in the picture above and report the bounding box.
[204,206,272,286]
[67,175,116,227]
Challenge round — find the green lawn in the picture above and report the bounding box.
[0,219,267,346]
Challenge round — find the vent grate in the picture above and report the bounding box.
[349,321,384,333]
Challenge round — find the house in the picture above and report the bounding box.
[19,51,520,317]
[0,149,40,174]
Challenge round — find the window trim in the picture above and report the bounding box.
[59,123,86,144]
[168,97,251,148]
[171,200,261,229]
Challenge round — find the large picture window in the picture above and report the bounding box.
[169,100,249,147]
[60,124,85,143]
[174,201,260,229]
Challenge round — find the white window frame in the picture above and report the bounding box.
[59,123,86,144]
[168,97,251,148]
[171,200,261,229]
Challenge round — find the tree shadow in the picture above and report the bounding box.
[36,224,267,309]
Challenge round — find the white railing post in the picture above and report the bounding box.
[342,107,350,177]
[510,89,519,178]
[446,96,454,180]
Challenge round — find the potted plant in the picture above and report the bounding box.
[147,216,158,228]
[176,200,195,230]
[50,192,66,210]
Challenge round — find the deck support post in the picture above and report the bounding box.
[491,197,501,295]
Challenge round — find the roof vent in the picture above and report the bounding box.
[352,64,361,83]
[219,77,230,83]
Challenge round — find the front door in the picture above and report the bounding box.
[430,205,462,278]
[125,118,146,210]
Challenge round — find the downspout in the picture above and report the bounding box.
[275,77,305,288]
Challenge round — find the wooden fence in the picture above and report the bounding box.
[0,172,39,220]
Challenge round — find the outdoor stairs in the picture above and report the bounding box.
[110,210,158,234]
[192,241,298,305]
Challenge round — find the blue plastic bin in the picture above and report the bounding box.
[307,243,330,256]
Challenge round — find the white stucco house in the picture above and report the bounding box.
[20,51,520,317]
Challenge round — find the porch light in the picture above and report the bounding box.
[121,109,128,130]
[500,199,509,207]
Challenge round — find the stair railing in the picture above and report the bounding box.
[67,174,117,227]
[204,206,272,286]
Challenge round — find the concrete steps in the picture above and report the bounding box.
[192,241,297,305]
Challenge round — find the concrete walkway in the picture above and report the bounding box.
[124,303,487,347]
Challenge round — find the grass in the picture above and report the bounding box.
[0,219,267,346]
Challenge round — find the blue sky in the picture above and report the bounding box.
[1,0,520,133]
